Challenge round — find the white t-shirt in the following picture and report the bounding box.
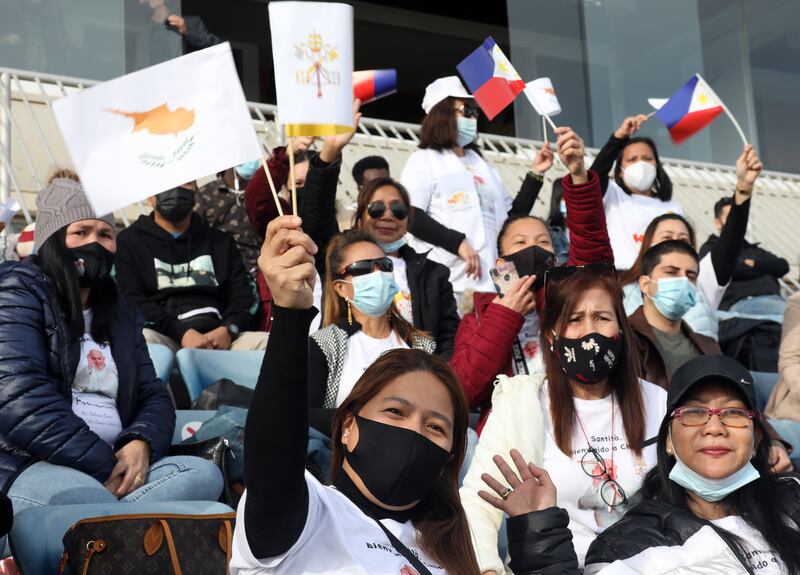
[336,330,410,406]
[513,313,544,375]
[603,181,683,270]
[539,380,667,566]
[230,471,446,575]
[711,516,788,574]
[72,309,123,446]
[389,256,413,324]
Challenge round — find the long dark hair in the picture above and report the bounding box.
[540,270,645,456]
[638,395,800,573]
[322,230,427,346]
[613,137,673,201]
[351,176,413,230]
[330,349,480,574]
[37,227,118,343]
[618,213,696,285]
[419,97,481,156]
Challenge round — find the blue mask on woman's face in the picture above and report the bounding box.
[646,276,697,320]
[343,271,399,317]
[457,117,478,147]
[378,237,407,254]
[669,452,760,502]
[234,160,260,180]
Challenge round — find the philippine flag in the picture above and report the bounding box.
[353,69,397,105]
[457,37,525,120]
[654,74,724,144]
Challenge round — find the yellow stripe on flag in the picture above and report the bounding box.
[284,123,354,137]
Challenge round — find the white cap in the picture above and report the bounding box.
[421,76,473,114]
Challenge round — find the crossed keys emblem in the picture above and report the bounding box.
[294,30,341,97]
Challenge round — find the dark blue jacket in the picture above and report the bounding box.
[0,259,175,493]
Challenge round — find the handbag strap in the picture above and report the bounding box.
[158,520,183,575]
[371,518,434,575]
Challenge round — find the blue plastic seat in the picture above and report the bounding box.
[147,343,175,384]
[9,501,233,575]
[750,371,780,412]
[176,348,264,403]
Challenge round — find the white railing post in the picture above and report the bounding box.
[0,71,10,203]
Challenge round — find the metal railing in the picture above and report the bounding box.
[2,65,800,285]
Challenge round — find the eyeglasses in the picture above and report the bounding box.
[454,104,480,119]
[337,256,393,279]
[366,200,408,221]
[671,407,754,428]
[580,447,628,508]
[543,262,616,298]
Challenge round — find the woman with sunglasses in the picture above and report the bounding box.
[450,127,614,434]
[460,268,667,573]
[231,215,481,574]
[350,176,460,359]
[308,230,436,420]
[489,355,800,575]
[400,76,556,304]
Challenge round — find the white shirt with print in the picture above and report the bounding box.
[230,471,446,575]
[336,330,409,407]
[71,309,123,446]
[389,256,413,324]
[603,181,683,270]
[539,379,667,566]
[711,516,789,574]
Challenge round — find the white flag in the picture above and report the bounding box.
[52,42,261,216]
[524,77,561,117]
[0,197,19,225]
[269,1,354,137]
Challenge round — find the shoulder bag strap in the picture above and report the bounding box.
[372,518,434,575]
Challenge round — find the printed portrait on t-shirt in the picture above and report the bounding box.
[74,339,118,399]
[577,457,626,529]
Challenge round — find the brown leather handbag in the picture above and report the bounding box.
[57,512,235,575]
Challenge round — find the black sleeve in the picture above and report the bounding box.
[506,508,581,575]
[710,195,750,285]
[751,247,790,278]
[307,336,329,409]
[299,155,342,281]
[408,208,465,256]
[309,407,336,437]
[589,134,628,195]
[433,269,460,360]
[182,16,221,51]
[243,305,317,559]
[508,174,544,218]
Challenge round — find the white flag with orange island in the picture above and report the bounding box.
[53,42,261,216]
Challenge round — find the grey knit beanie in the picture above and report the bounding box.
[33,178,116,253]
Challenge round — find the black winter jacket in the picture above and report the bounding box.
[115,213,256,342]
[0,259,175,493]
[508,475,800,575]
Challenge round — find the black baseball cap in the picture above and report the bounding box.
[667,355,757,414]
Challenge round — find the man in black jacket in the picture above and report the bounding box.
[700,196,788,317]
[116,182,265,352]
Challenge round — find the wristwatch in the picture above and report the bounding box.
[225,323,240,337]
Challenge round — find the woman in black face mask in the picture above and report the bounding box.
[0,178,223,555]
[232,215,480,575]
[460,268,667,574]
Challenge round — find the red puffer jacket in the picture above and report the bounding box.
[450,171,613,433]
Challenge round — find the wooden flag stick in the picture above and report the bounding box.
[260,156,283,218]
[543,114,558,132]
[645,110,657,119]
[287,137,298,216]
[542,115,548,142]
[722,106,749,147]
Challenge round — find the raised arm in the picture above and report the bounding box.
[243,216,318,559]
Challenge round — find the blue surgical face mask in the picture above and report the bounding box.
[344,271,398,317]
[235,160,260,180]
[669,451,760,502]
[378,237,407,254]
[456,117,478,147]
[646,276,697,320]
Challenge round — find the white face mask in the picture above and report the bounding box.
[622,161,657,193]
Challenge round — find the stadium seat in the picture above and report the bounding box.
[8,501,233,575]
[147,343,175,385]
[750,371,780,412]
[175,348,264,403]
[173,409,217,444]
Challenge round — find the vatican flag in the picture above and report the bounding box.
[269,1,354,137]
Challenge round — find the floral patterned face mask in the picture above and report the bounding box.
[551,331,623,385]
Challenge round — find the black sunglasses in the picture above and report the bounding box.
[455,104,480,119]
[543,262,616,296]
[367,200,408,221]
[337,256,394,279]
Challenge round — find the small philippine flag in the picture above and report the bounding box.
[456,36,525,121]
[353,69,397,105]
[654,74,724,144]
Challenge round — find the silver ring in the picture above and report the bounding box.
[500,487,512,500]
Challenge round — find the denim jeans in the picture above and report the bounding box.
[3,456,223,556]
[718,294,787,325]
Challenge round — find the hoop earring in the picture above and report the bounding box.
[347,300,353,325]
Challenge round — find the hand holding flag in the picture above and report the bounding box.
[613,114,649,140]
[555,126,587,185]
[735,144,763,195]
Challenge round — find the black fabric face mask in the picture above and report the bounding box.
[156,187,196,223]
[344,415,451,507]
[68,242,115,288]
[502,244,555,292]
[552,331,623,385]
